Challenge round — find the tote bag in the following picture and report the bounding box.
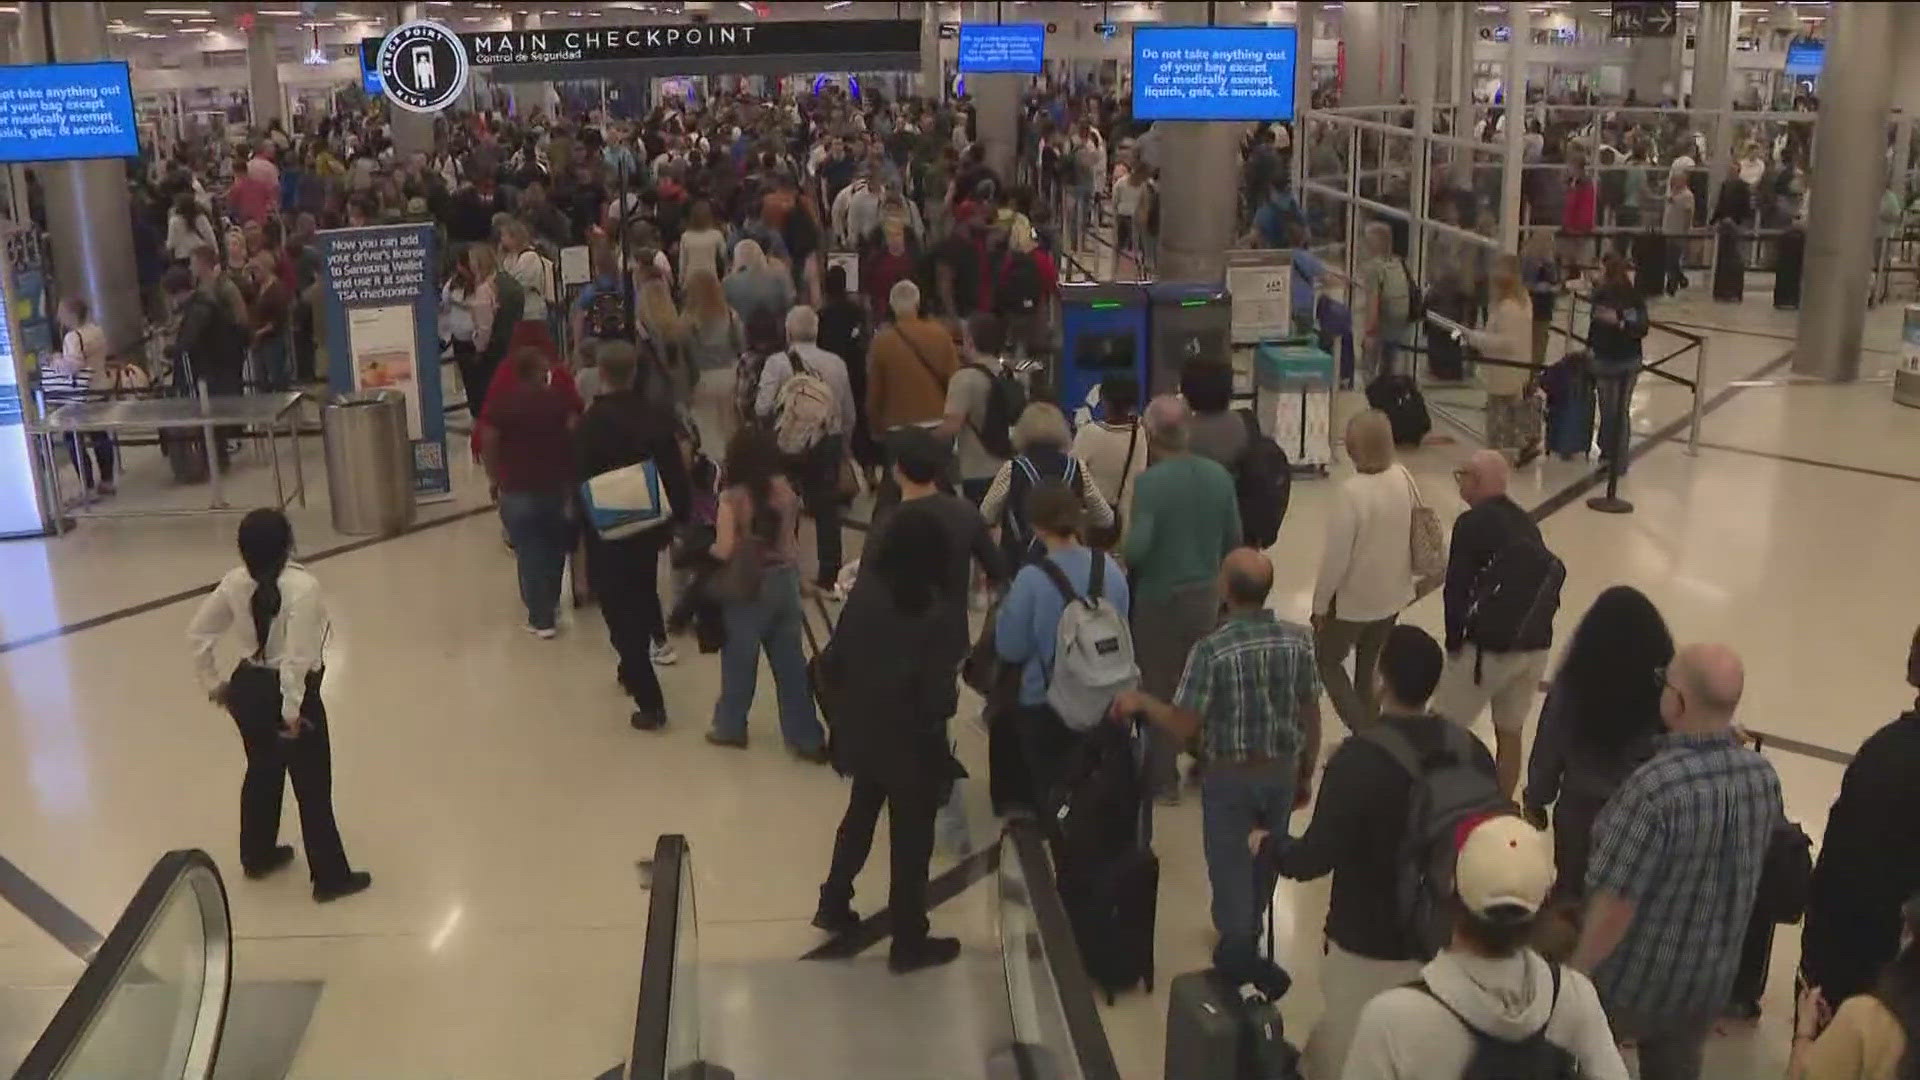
[580,460,674,541]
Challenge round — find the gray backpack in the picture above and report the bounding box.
[1362,720,1509,960]
[1035,554,1138,731]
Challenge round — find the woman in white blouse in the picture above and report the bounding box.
[498,218,552,323]
[188,509,371,903]
[1460,255,1542,464]
[1312,409,1420,730]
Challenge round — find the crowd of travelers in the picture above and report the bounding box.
[134,75,1920,1080]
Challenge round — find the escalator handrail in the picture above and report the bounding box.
[1005,820,1124,1080]
[13,848,232,1080]
[627,834,689,1080]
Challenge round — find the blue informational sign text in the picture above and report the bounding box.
[1785,41,1823,76]
[316,224,451,499]
[957,23,1046,74]
[0,62,138,164]
[1130,26,1298,122]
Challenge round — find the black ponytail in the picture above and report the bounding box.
[237,509,293,652]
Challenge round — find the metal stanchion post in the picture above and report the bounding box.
[1586,368,1634,514]
[1688,337,1707,456]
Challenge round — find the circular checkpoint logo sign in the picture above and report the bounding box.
[377,20,469,114]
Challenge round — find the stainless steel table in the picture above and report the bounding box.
[28,390,308,532]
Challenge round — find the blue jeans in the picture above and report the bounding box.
[498,489,571,631]
[712,566,824,750]
[1591,357,1640,467]
[1201,759,1296,983]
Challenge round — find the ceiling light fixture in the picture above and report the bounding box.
[825,0,853,8]
[257,8,304,13]
[143,7,213,13]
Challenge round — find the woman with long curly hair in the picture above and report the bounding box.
[1522,584,1674,898]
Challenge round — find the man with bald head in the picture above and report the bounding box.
[1432,448,1563,798]
[1572,642,1783,1080]
[1114,546,1320,985]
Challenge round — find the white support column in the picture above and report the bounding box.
[1292,0,1316,196]
[921,1,943,100]
[387,3,433,159]
[1793,1,1900,381]
[247,27,283,129]
[1499,2,1530,250]
[1343,1,1387,107]
[1408,2,1440,277]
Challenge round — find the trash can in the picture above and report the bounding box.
[322,390,416,535]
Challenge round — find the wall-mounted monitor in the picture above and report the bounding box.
[957,23,1046,75]
[0,62,138,164]
[1131,26,1298,123]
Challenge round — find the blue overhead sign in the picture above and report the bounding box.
[1785,40,1823,76]
[0,62,138,164]
[957,23,1046,74]
[1131,26,1297,122]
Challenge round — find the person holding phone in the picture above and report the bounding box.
[1584,254,1649,469]
[188,509,371,902]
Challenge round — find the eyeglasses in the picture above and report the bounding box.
[1654,665,1685,712]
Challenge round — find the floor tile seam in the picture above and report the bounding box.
[1690,440,1920,485]
[0,503,496,656]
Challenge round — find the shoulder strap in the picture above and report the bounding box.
[1086,548,1105,603]
[1360,720,1424,779]
[895,326,949,394]
[1036,556,1080,606]
[1113,422,1140,506]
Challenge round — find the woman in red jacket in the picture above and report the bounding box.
[471,320,582,459]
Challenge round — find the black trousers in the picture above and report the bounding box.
[790,438,844,588]
[992,702,1081,818]
[234,672,351,885]
[585,533,666,713]
[820,773,939,947]
[455,343,495,421]
[65,432,114,488]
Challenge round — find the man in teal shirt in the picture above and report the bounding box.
[1124,395,1242,802]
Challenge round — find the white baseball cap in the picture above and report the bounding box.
[1455,814,1556,921]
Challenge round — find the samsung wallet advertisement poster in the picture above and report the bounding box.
[315,224,451,500]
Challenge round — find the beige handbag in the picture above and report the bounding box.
[1404,466,1446,596]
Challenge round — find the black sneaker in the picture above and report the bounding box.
[630,709,668,731]
[243,845,296,880]
[888,937,961,975]
[811,905,860,935]
[706,731,749,749]
[791,744,831,766]
[313,871,373,903]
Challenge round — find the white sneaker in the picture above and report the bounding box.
[526,624,558,639]
[650,640,678,665]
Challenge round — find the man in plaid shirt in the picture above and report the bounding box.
[1572,643,1783,1080]
[1115,548,1321,983]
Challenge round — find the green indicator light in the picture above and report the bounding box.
[1090,300,1122,309]
[1180,298,1211,307]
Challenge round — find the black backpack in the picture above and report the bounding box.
[993,250,1044,318]
[1361,721,1510,960]
[1413,964,1580,1080]
[1463,535,1565,661]
[966,361,1026,460]
[1234,410,1292,550]
[1366,373,1431,447]
[1003,452,1080,564]
[584,286,631,342]
[1398,257,1427,324]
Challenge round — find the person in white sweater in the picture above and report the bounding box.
[1313,409,1419,730]
[1459,255,1542,464]
[1338,814,1629,1080]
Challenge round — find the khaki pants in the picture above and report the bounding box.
[1314,615,1397,731]
[1431,648,1549,736]
[1302,942,1424,1080]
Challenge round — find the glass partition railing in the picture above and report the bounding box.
[14,849,232,1080]
[629,835,729,1080]
[997,821,1122,1080]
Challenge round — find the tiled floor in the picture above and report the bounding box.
[0,288,1914,1077]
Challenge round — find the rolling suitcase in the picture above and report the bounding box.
[1540,355,1594,459]
[1053,718,1157,1003]
[1713,223,1746,302]
[1164,970,1302,1080]
[1364,373,1431,447]
[1165,860,1301,1079]
[1774,228,1805,310]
